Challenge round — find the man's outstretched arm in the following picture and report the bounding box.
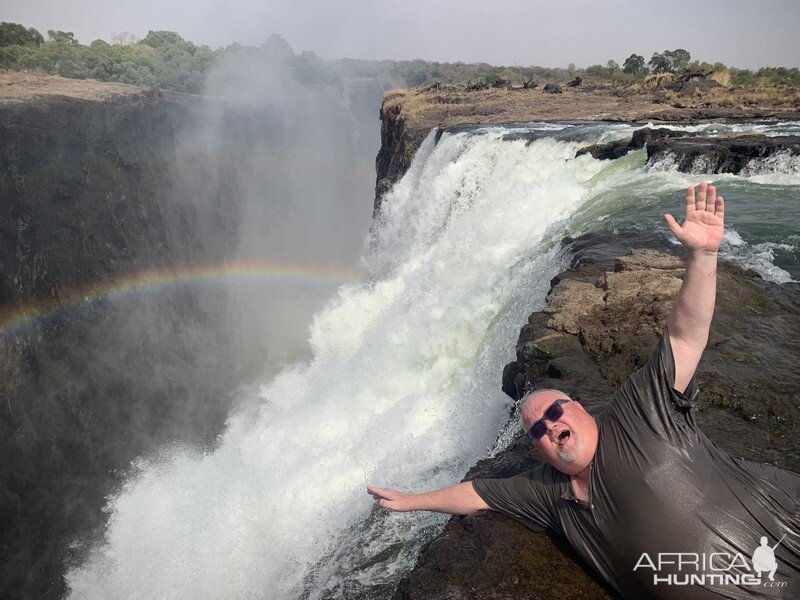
[367,482,490,515]
[664,182,724,393]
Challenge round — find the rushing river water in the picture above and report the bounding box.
[66,121,799,599]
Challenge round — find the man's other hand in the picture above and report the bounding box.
[367,486,416,512]
[367,482,490,515]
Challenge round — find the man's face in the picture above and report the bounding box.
[521,390,598,476]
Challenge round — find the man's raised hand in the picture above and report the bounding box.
[664,182,725,254]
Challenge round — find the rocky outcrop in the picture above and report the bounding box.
[397,233,799,599]
[576,128,800,174]
[374,93,430,216]
[575,127,692,160]
[666,73,722,94]
[647,134,800,173]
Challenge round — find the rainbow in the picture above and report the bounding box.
[0,260,360,334]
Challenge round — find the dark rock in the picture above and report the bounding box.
[575,137,632,160]
[466,80,490,92]
[395,510,615,600]
[566,77,582,87]
[375,98,423,216]
[629,127,692,148]
[666,72,722,94]
[542,83,562,94]
[647,134,800,173]
[400,231,799,598]
[575,127,691,160]
[491,77,511,89]
[576,128,800,174]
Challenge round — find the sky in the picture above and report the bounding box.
[2,0,799,69]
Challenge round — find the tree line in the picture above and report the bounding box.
[1,22,797,93]
[0,23,216,93]
[617,48,799,87]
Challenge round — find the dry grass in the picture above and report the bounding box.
[710,69,732,87]
[661,84,800,110]
[0,71,144,104]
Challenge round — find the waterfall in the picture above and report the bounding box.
[66,121,799,599]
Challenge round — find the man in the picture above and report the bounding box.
[368,183,800,598]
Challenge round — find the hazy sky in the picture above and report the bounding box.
[3,0,799,68]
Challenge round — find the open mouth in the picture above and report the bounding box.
[557,430,571,446]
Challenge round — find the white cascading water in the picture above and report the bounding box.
[66,122,798,599]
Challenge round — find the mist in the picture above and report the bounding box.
[0,35,394,599]
[169,36,386,380]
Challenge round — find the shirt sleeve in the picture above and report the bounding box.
[471,465,559,533]
[610,326,700,442]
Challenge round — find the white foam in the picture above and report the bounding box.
[720,229,795,284]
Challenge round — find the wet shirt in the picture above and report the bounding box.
[473,328,800,599]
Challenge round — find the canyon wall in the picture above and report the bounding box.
[0,86,245,600]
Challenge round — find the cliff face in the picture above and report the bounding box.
[0,84,245,600]
[374,93,427,216]
[0,89,238,305]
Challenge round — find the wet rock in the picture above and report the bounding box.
[646,134,800,173]
[575,137,631,160]
[542,83,562,94]
[401,231,799,599]
[375,98,427,216]
[576,128,800,174]
[575,127,691,160]
[394,509,614,600]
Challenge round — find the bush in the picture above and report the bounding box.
[0,22,43,47]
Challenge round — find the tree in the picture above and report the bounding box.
[669,48,691,72]
[606,59,620,72]
[110,31,138,45]
[649,49,692,74]
[0,22,44,47]
[141,30,185,49]
[47,30,79,45]
[648,52,672,74]
[623,53,646,76]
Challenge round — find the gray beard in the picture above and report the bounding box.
[556,434,584,464]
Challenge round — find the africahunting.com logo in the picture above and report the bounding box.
[633,534,788,589]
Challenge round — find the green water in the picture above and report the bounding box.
[566,137,799,283]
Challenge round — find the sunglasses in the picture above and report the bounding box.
[525,399,573,441]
